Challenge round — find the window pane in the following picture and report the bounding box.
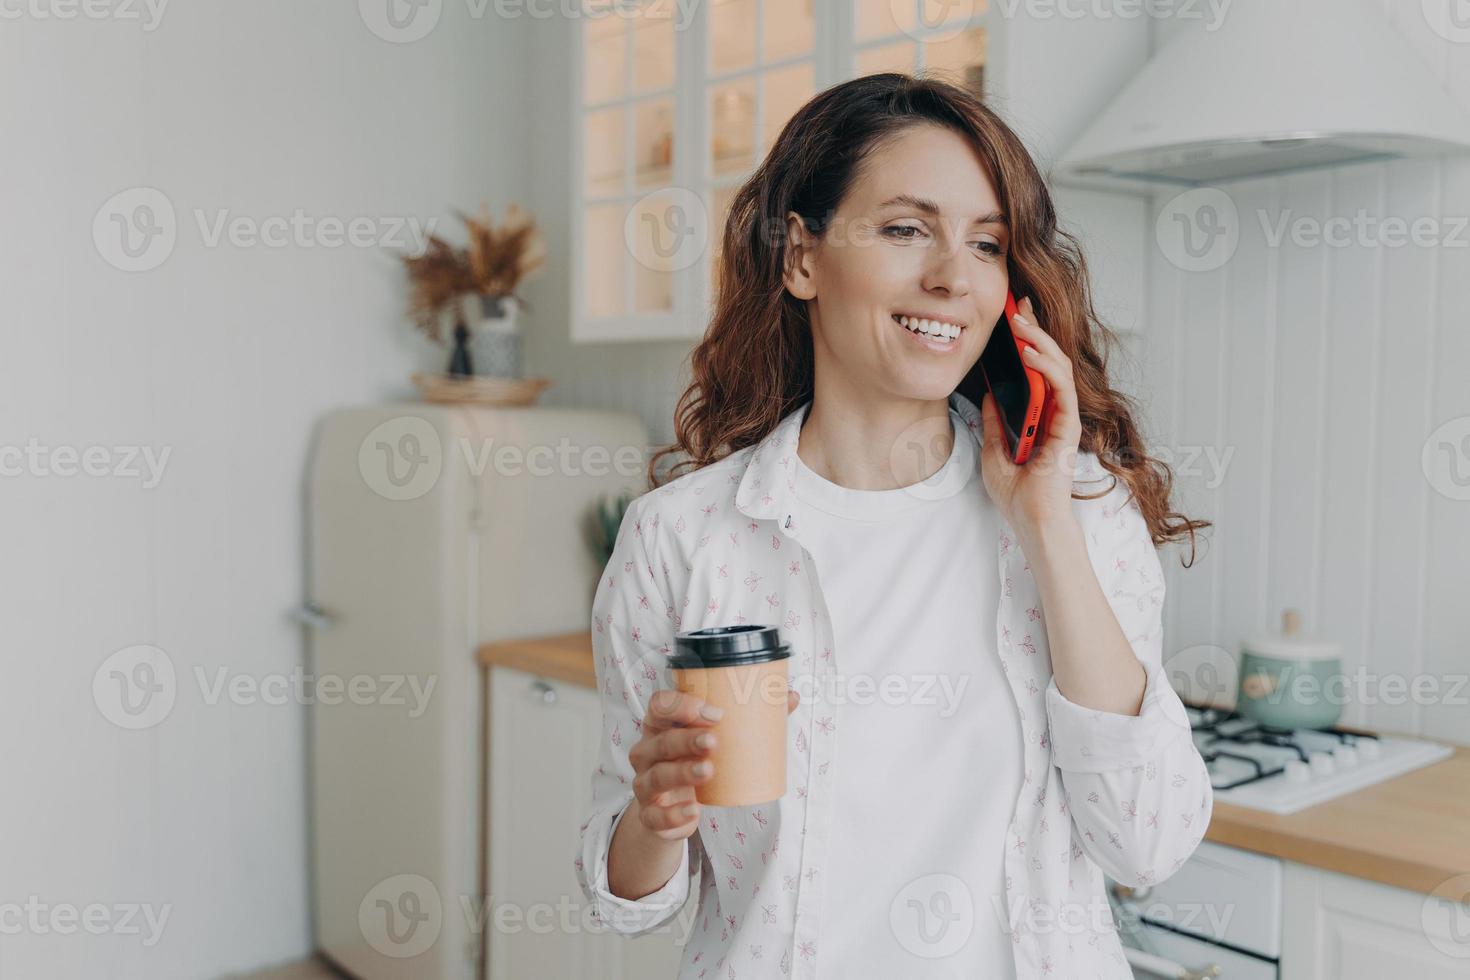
[585,107,625,198]
[764,0,814,62]
[632,12,674,92]
[923,27,985,96]
[856,0,916,41]
[710,79,755,178]
[711,0,757,75]
[628,193,683,312]
[635,265,673,312]
[856,40,916,77]
[583,15,625,103]
[585,203,625,318]
[760,63,814,157]
[634,99,674,190]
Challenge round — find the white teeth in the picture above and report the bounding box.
[896,315,961,340]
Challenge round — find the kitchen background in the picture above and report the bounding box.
[2,0,1468,978]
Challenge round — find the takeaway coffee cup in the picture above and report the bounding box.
[669,625,792,806]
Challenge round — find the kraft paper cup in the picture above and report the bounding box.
[670,625,792,807]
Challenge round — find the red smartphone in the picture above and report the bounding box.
[979,291,1052,464]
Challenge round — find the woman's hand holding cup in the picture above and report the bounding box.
[629,687,800,841]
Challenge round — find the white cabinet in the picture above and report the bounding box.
[486,665,697,979]
[1281,862,1470,980]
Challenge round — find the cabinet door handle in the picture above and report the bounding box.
[530,679,558,704]
[290,601,335,629]
[1123,946,1220,979]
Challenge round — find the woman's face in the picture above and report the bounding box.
[783,123,1009,403]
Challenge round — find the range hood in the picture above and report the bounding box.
[1052,0,1470,193]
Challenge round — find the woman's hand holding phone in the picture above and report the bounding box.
[627,688,800,841]
[979,295,1085,537]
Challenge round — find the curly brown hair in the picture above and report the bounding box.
[648,72,1207,564]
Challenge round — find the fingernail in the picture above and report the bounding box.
[1022,346,1039,358]
[700,704,725,721]
[696,732,714,749]
[682,804,699,818]
[695,761,713,776]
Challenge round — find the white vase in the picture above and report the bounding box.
[469,294,522,378]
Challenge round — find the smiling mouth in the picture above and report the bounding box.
[892,313,965,343]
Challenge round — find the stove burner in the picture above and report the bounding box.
[1185,704,1380,792]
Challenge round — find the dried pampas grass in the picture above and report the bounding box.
[399,202,546,344]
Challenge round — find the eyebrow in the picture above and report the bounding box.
[877,194,1007,226]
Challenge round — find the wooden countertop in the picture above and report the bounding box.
[477,631,1470,897]
[1205,747,1470,896]
[479,630,597,689]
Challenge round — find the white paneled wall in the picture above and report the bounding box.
[1143,2,1470,745]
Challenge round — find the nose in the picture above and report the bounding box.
[919,238,972,298]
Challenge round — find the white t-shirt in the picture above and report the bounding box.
[790,406,1022,980]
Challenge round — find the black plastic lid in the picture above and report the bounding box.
[670,624,791,670]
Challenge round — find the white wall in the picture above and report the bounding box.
[0,5,529,978]
[1142,0,1470,744]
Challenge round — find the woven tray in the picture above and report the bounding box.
[411,372,552,407]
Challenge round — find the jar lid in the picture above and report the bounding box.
[1242,608,1342,661]
[670,624,791,670]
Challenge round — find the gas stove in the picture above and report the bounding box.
[1186,704,1454,814]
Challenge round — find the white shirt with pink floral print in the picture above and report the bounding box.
[574,390,1213,980]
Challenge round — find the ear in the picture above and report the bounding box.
[781,210,818,301]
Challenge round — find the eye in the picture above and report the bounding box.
[881,224,927,241]
[971,240,1003,257]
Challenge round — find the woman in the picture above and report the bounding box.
[575,73,1213,979]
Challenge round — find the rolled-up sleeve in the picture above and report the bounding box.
[1046,480,1213,887]
[573,496,699,937]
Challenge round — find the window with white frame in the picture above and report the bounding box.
[573,0,986,343]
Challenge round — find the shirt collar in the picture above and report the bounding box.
[733,389,985,523]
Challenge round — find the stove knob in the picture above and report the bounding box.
[1284,759,1311,783]
[1334,745,1359,767]
[1310,751,1336,777]
[1357,739,1381,761]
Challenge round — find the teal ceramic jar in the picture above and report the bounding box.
[1237,610,1343,731]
